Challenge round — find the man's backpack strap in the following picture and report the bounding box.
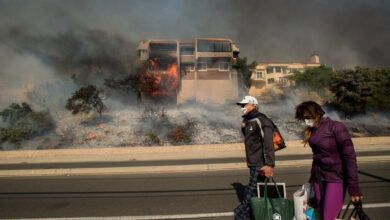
[249,116,286,152]
[248,117,267,164]
[248,118,264,140]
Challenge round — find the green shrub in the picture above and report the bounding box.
[144,131,161,146]
[0,103,55,147]
[289,66,390,116]
[329,67,390,116]
[289,65,335,96]
[0,102,32,125]
[0,127,30,145]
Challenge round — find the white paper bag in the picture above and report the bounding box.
[293,183,311,220]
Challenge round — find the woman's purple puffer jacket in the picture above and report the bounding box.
[309,117,362,196]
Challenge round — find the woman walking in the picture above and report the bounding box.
[295,101,363,220]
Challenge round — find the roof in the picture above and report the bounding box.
[137,38,237,50]
[196,38,232,42]
[149,40,178,44]
[257,62,321,65]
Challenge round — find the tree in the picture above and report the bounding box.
[329,68,365,116]
[0,102,32,126]
[104,62,158,105]
[364,67,390,111]
[235,56,257,92]
[329,67,390,116]
[289,65,335,95]
[66,85,106,117]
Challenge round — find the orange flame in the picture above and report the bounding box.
[141,59,179,97]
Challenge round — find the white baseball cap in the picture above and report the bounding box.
[236,96,258,106]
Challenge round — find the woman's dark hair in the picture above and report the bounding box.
[295,101,325,121]
[295,101,325,146]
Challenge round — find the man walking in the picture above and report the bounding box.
[234,96,275,220]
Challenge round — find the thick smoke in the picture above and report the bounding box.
[2,0,389,107]
[0,26,136,84]
[0,26,140,108]
[1,0,390,70]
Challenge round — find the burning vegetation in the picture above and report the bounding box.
[138,108,196,146]
[1,97,390,151]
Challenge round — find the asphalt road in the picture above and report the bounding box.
[1,162,390,219]
[1,150,389,170]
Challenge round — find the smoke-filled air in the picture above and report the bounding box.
[1,0,390,150]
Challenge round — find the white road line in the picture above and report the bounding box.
[16,203,390,220]
[343,202,390,209]
[17,212,234,220]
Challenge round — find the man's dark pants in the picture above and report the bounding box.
[234,166,266,220]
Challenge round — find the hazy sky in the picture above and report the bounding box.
[1,0,390,108]
[0,0,389,68]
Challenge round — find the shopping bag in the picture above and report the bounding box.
[306,208,321,220]
[337,200,370,220]
[293,183,311,220]
[307,183,317,208]
[250,178,294,220]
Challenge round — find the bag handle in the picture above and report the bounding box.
[353,201,370,220]
[263,178,283,219]
[340,200,353,219]
[264,177,282,199]
[341,200,370,220]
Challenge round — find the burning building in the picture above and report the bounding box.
[137,38,240,104]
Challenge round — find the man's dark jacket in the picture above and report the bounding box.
[242,109,275,167]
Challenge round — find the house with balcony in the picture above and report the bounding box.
[249,54,321,97]
[137,38,240,104]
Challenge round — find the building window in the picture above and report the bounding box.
[275,67,282,73]
[198,62,207,71]
[289,68,298,73]
[256,71,263,79]
[214,42,232,52]
[182,63,195,71]
[180,47,195,55]
[279,77,288,86]
[266,67,273,74]
[283,68,288,74]
[219,62,229,71]
[198,41,232,52]
[267,78,275,84]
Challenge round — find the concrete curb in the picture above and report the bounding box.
[1,137,390,165]
[1,155,389,177]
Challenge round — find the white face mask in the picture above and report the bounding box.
[305,119,315,127]
[241,107,248,115]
